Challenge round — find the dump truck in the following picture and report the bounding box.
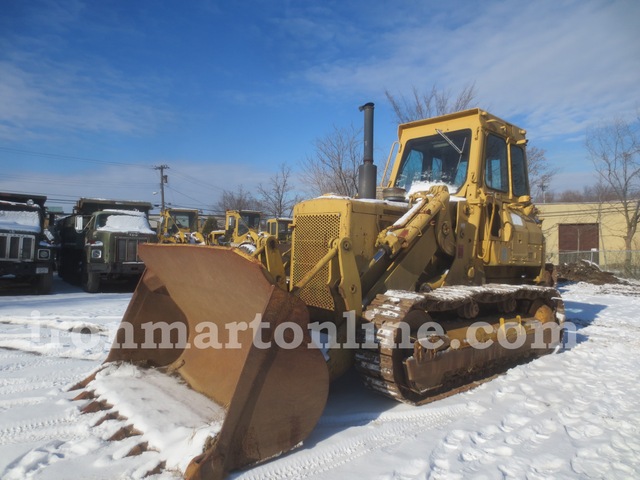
[0,192,54,294]
[157,207,205,244]
[72,105,564,478]
[57,198,157,292]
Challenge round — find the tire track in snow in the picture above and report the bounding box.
[0,412,87,446]
[0,370,89,395]
[0,354,83,372]
[236,403,469,480]
[0,397,47,410]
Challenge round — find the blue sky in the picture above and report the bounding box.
[1,0,639,212]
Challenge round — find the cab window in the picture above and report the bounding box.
[485,134,508,192]
[510,145,529,197]
[395,129,471,193]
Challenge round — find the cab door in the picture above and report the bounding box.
[480,133,541,268]
[480,133,509,264]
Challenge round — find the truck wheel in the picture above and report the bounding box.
[82,269,100,293]
[34,271,53,295]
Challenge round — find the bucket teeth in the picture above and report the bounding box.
[125,441,149,457]
[144,461,166,477]
[93,411,125,426]
[80,399,113,414]
[72,389,96,401]
[69,370,99,391]
[108,424,142,441]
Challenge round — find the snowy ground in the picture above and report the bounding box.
[1,275,639,479]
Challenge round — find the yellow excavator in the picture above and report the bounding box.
[72,104,564,479]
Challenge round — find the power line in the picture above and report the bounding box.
[1,173,155,189]
[165,185,211,208]
[170,169,225,192]
[0,146,150,168]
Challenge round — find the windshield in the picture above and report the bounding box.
[395,129,471,194]
[240,213,261,230]
[0,207,41,233]
[96,212,154,233]
[171,212,197,230]
[277,221,291,235]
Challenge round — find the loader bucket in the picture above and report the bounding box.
[95,244,330,478]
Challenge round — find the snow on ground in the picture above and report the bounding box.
[1,275,639,479]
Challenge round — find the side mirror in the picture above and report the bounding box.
[75,215,84,232]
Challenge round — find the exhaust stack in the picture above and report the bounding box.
[358,102,377,199]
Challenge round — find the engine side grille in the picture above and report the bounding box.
[291,213,341,310]
[0,233,35,261]
[115,238,145,263]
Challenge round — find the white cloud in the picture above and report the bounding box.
[298,0,640,141]
[0,56,172,142]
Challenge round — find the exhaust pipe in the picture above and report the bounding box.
[358,102,377,199]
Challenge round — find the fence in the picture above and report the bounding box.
[553,250,640,279]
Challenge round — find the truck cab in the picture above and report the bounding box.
[0,193,54,294]
[57,199,157,292]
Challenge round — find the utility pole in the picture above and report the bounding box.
[153,164,169,212]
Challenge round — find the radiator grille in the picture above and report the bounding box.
[0,234,34,261]
[115,238,145,263]
[291,213,341,310]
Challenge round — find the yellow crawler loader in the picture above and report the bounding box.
[266,217,293,243]
[158,208,206,244]
[207,210,262,252]
[72,104,564,479]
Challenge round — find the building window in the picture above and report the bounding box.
[558,223,599,264]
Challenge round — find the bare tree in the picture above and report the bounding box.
[257,163,301,218]
[586,183,618,202]
[385,83,477,123]
[299,124,361,197]
[215,185,262,213]
[555,183,617,203]
[527,146,558,203]
[586,115,640,275]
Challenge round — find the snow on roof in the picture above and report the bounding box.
[101,209,147,216]
[0,199,41,208]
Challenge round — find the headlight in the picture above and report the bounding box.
[91,249,102,259]
[37,249,51,260]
